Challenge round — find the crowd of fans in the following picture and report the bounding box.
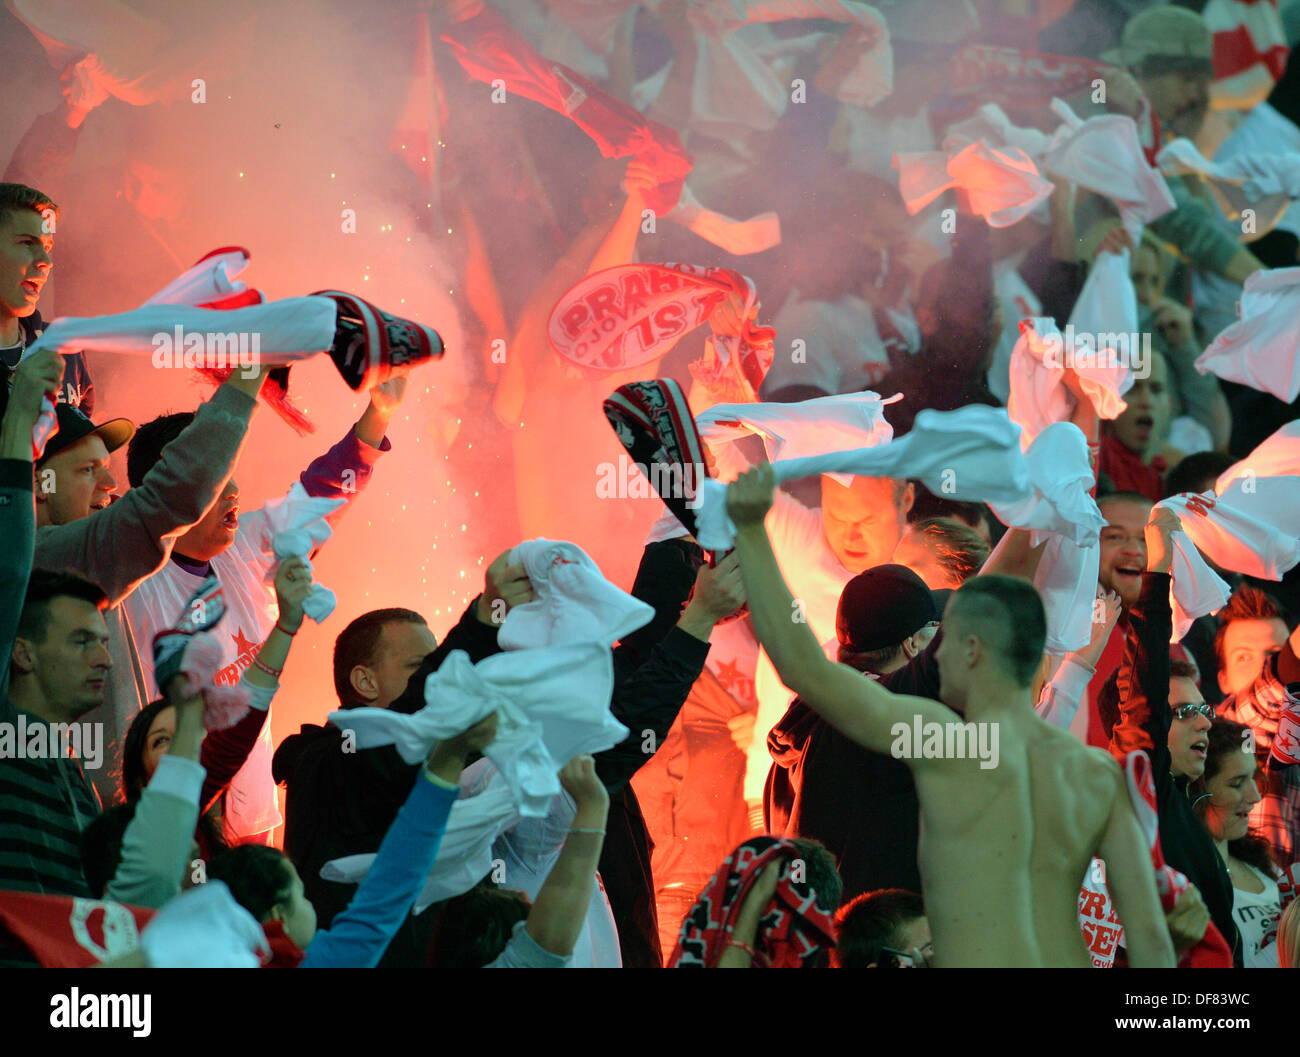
[1,0,1300,968]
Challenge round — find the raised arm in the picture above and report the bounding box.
[35,368,268,604]
[200,556,311,811]
[1036,590,1120,730]
[285,379,399,518]
[300,713,499,968]
[1108,509,1177,763]
[1096,760,1176,968]
[597,551,743,791]
[517,756,610,959]
[727,464,951,756]
[0,347,61,698]
[106,677,207,908]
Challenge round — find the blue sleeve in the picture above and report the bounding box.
[300,774,457,969]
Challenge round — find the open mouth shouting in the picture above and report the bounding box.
[20,277,43,300]
[1111,564,1143,591]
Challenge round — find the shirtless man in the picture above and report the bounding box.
[726,464,1175,967]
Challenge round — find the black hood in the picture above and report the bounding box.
[271,722,340,785]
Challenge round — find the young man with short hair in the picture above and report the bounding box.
[727,464,1174,967]
[0,182,93,412]
[34,362,269,806]
[1103,509,1244,965]
[120,378,406,844]
[0,570,110,896]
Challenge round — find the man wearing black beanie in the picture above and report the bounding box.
[766,565,939,900]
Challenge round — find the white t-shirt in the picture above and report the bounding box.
[122,508,281,840]
[1232,861,1281,969]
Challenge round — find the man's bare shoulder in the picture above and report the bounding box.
[1029,720,1123,788]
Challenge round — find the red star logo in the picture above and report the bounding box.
[231,628,260,661]
[715,659,743,690]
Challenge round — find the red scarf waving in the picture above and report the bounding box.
[441,5,692,216]
[669,836,836,969]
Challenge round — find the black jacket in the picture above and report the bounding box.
[1,311,94,416]
[596,539,711,968]
[764,631,944,900]
[272,540,710,968]
[272,597,501,964]
[1110,572,1241,967]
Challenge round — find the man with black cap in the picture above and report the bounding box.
[766,564,939,900]
[33,365,269,804]
[730,464,1176,966]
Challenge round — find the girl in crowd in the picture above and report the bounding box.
[1194,718,1283,968]
[81,557,314,901]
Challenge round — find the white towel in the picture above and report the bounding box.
[30,298,336,364]
[1155,484,1300,639]
[22,250,334,458]
[499,539,653,651]
[892,139,1054,228]
[1159,489,1300,582]
[1216,422,1300,533]
[261,483,345,623]
[695,391,900,485]
[1218,421,1300,487]
[329,642,627,818]
[1067,248,1140,377]
[1038,101,1176,244]
[140,881,268,969]
[696,404,1033,551]
[1167,530,1233,642]
[322,774,520,911]
[1157,137,1297,235]
[1007,312,1133,449]
[1196,266,1300,403]
[937,98,1175,242]
[143,248,257,308]
[986,423,1107,653]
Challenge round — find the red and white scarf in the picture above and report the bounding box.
[603,378,709,539]
[668,836,836,968]
[1125,750,1234,968]
[550,262,774,395]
